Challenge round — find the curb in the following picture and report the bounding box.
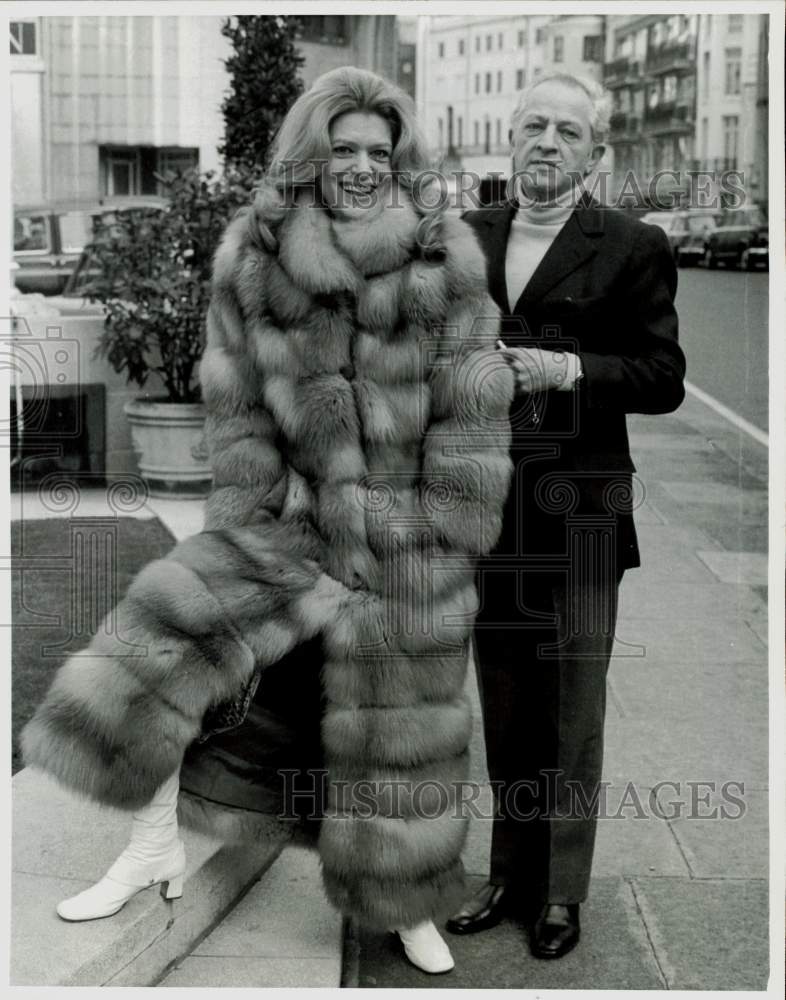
[11,768,288,986]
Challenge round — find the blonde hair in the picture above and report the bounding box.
[254,66,443,256]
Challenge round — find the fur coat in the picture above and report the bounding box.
[21,180,514,930]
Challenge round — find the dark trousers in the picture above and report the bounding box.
[474,567,622,904]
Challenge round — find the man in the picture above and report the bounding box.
[446,72,686,959]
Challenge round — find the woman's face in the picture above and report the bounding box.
[322,110,394,217]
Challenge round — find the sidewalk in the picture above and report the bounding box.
[11,387,771,988]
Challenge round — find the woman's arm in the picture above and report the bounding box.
[421,289,515,557]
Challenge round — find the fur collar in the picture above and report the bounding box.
[261,183,422,295]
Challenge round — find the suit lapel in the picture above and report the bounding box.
[513,202,604,310]
[472,203,516,314]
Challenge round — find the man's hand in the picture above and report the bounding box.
[497,345,582,394]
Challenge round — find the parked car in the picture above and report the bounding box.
[13,197,168,295]
[703,205,769,270]
[640,209,721,266]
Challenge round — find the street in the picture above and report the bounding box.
[675,266,769,432]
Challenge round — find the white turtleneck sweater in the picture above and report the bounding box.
[504,190,576,309]
[504,189,583,392]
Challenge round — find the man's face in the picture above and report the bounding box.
[511,80,605,202]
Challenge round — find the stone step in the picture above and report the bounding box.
[11,768,287,986]
[157,845,344,987]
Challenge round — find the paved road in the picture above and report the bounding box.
[674,265,769,432]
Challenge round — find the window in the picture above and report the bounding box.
[583,35,602,62]
[518,29,526,47]
[484,121,491,154]
[516,68,525,89]
[458,116,463,147]
[498,32,504,50]
[438,118,444,148]
[297,16,348,45]
[485,72,492,93]
[475,36,480,53]
[14,214,50,253]
[100,146,198,197]
[702,51,710,99]
[475,73,480,94]
[497,70,502,91]
[496,119,501,146]
[701,117,708,159]
[438,42,445,58]
[722,114,739,167]
[458,38,465,56]
[724,47,741,94]
[103,149,141,196]
[727,13,743,33]
[486,34,492,51]
[10,20,37,55]
[554,36,564,63]
[474,121,479,145]
[158,148,199,177]
[536,27,545,44]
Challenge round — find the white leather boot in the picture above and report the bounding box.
[395,920,455,974]
[57,771,185,921]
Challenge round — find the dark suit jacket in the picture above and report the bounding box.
[464,198,686,576]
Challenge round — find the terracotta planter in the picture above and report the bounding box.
[124,398,212,498]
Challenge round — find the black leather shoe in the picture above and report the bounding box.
[530,903,580,959]
[445,883,512,935]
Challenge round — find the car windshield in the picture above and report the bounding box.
[14,214,50,252]
[687,215,719,234]
[59,211,94,254]
[642,214,674,232]
[720,208,765,227]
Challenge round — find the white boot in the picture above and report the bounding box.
[395,920,455,974]
[57,771,185,922]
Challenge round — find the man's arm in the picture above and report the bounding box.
[577,221,686,415]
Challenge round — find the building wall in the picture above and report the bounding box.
[542,15,605,81]
[11,14,397,208]
[695,12,763,203]
[604,13,699,203]
[418,14,552,177]
[10,18,47,206]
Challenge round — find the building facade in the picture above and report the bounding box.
[693,12,766,207]
[604,13,699,203]
[417,13,607,181]
[603,11,767,208]
[417,14,551,177]
[10,14,397,207]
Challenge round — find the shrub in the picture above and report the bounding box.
[83,166,259,403]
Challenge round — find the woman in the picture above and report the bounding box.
[21,67,513,975]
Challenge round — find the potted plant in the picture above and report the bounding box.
[82,167,258,497]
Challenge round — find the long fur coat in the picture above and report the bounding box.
[21,180,514,930]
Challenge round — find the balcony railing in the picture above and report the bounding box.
[645,40,693,74]
[643,101,694,134]
[604,56,644,87]
[608,111,642,142]
[685,157,739,173]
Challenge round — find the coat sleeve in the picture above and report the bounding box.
[577,222,686,414]
[198,216,319,557]
[420,289,514,556]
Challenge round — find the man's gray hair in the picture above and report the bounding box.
[511,71,612,144]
